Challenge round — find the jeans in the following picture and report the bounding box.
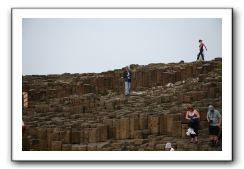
[124,81,131,96]
[197,50,205,60]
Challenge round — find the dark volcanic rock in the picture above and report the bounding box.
[22,58,222,151]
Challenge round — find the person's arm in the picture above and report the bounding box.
[206,111,210,122]
[122,71,126,79]
[185,111,190,120]
[22,120,26,132]
[204,43,207,51]
[194,110,200,119]
[217,111,222,127]
[218,118,222,128]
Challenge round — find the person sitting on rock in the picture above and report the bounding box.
[165,142,174,151]
[207,105,222,147]
[185,104,200,144]
[122,66,132,96]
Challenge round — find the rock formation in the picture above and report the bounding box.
[22,58,222,151]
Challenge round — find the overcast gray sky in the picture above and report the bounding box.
[22,18,222,75]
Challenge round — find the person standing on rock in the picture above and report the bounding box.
[207,105,222,147]
[197,39,207,61]
[122,66,132,96]
[185,104,200,144]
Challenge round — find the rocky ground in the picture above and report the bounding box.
[22,58,222,151]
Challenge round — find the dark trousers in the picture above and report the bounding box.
[189,121,199,138]
[197,50,204,60]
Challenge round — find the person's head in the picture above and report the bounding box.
[187,104,194,111]
[208,105,214,112]
[199,39,203,43]
[165,142,172,151]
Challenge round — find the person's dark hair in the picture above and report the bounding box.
[199,39,202,42]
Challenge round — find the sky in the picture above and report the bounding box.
[22,18,222,75]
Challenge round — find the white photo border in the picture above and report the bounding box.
[12,8,233,161]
